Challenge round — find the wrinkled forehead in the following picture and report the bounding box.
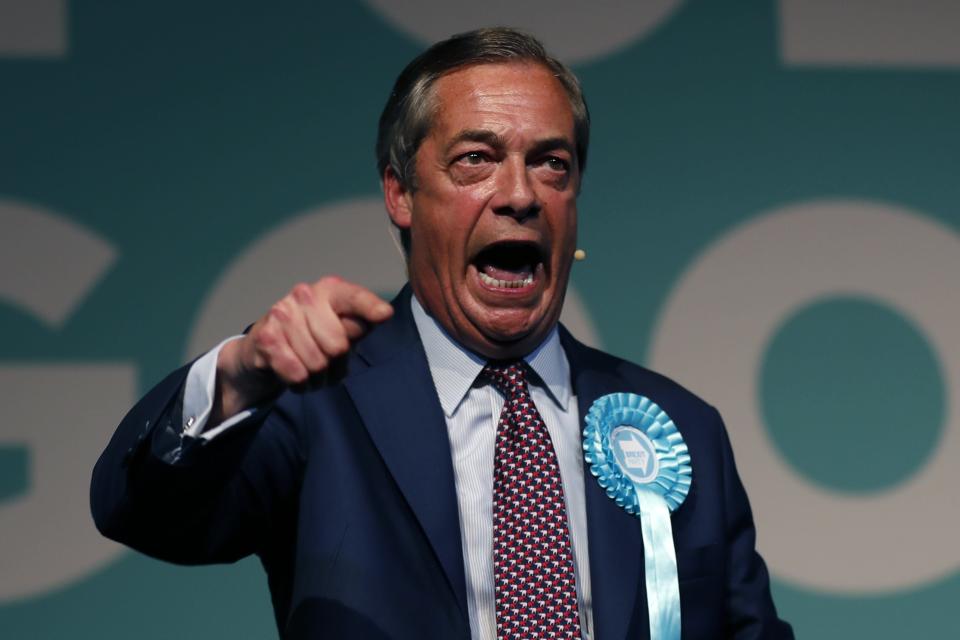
[425,62,577,142]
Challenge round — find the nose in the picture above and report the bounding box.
[492,156,540,220]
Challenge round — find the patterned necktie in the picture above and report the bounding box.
[484,362,582,640]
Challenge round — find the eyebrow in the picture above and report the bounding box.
[444,129,505,156]
[444,129,576,161]
[528,137,576,161]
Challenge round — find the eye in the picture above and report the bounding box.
[541,156,570,172]
[457,151,489,166]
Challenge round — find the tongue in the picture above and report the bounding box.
[482,263,533,282]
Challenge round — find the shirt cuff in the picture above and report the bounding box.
[182,335,257,441]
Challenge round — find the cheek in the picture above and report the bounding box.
[547,198,578,236]
[412,211,473,275]
[422,191,488,239]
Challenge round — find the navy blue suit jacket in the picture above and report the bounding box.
[91,288,792,639]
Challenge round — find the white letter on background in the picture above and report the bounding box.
[649,199,959,592]
[0,200,133,601]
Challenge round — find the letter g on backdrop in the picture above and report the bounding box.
[0,201,133,602]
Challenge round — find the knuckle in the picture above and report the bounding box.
[291,282,312,302]
[286,368,308,385]
[313,353,329,371]
[327,339,349,357]
[254,325,277,348]
[274,353,306,384]
[269,301,290,322]
[300,343,324,369]
[333,331,352,353]
[317,275,343,289]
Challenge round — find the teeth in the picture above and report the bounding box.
[478,271,534,289]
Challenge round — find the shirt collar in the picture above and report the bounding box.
[410,295,571,417]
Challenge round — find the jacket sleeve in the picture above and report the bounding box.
[714,407,795,639]
[90,363,305,565]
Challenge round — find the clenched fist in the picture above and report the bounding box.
[212,276,393,422]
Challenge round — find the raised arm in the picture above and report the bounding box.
[90,277,393,564]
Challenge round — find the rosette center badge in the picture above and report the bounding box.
[610,426,660,484]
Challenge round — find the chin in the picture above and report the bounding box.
[469,308,558,358]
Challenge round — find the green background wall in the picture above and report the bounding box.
[1,1,958,637]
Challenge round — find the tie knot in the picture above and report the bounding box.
[482,361,528,398]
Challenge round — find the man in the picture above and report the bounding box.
[91,28,793,640]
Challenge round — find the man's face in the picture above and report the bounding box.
[385,62,580,359]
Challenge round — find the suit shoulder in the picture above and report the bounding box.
[565,332,718,423]
[611,350,711,406]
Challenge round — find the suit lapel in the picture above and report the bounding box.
[563,329,648,640]
[344,289,469,622]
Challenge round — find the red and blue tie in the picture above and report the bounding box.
[484,362,582,640]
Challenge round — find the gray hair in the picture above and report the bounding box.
[376,27,591,193]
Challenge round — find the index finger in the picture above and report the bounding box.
[325,281,393,324]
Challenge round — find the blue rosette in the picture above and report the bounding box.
[583,392,692,640]
[583,393,692,514]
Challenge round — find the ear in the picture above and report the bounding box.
[383,166,413,231]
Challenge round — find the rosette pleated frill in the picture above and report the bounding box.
[583,393,692,513]
[582,393,693,640]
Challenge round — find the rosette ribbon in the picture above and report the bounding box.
[583,393,692,640]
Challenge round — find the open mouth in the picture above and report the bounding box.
[472,241,545,290]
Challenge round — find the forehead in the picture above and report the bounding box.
[428,62,575,141]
